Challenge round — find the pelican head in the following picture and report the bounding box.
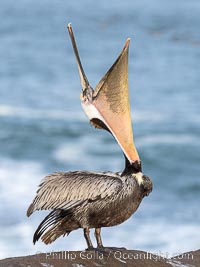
[67,23,141,173]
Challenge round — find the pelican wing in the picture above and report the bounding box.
[27,171,122,216]
[67,23,140,164]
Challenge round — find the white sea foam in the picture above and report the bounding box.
[1,215,199,259]
[101,219,200,256]
[0,158,45,206]
[0,104,84,121]
[0,158,47,258]
[53,141,87,164]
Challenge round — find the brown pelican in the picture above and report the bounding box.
[27,23,152,250]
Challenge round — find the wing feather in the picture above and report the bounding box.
[27,171,122,216]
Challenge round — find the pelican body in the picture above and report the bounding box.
[27,24,152,249]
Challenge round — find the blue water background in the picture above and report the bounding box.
[0,0,200,258]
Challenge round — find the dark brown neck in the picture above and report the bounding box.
[121,156,142,176]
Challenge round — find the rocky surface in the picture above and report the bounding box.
[0,249,199,267]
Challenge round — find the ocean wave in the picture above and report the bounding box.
[0,105,84,121]
[132,110,166,122]
[102,220,200,256]
[137,134,200,147]
[53,141,87,164]
[0,104,168,123]
[0,159,45,208]
[53,137,122,171]
[0,218,199,259]
[0,158,48,258]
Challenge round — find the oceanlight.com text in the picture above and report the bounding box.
[35,250,194,262]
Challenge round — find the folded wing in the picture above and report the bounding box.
[27,171,122,216]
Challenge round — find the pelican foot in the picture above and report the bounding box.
[85,246,95,251]
[101,247,127,251]
[85,247,105,251]
[95,246,127,253]
[85,246,127,253]
[85,247,109,256]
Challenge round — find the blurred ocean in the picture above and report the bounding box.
[0,0,200,259]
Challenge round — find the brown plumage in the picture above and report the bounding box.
[27,24,152,249]
[27,171,152,247]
